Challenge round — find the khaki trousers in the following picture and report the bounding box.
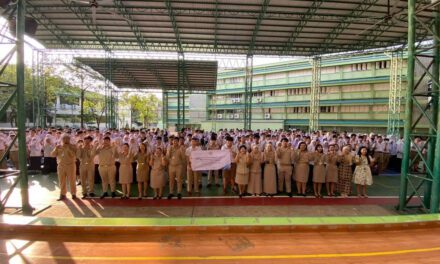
[208,170,219,184]
[187,168,200,193]
[57,163,76,196]
[278,165,292,193]
[98,165,116,193]
[80,163,95,194]
[169,164,183,194]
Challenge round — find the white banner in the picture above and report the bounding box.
[190,150,231,171]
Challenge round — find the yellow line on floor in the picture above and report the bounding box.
[3,246,440,261]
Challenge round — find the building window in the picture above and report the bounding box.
[226,77,244,84]
[319,106,335,113]
[376,60,389,69]
[340,105,369,113]
[372,105,388,112]
[289,106,310,113]
[352,63,368,71]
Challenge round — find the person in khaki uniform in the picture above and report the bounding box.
[185,137,202,196]
[166,137,186,199]
[51,134,77,200]
[276,137,294,197]
[95,136,118,199]
[76,136,96,199]
[135,142,150,199]
[206,134,221,187]
[221,136,238,195]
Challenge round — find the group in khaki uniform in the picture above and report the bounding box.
[45,128,390,201]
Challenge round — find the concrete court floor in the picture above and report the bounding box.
[0,172,410,218]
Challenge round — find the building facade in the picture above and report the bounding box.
[166,53,408,134]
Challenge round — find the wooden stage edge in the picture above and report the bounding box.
[1,214,440,234]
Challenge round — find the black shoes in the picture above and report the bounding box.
[207,184,212,188]
[89,192,95,197]
[57,194,66,201]
[71,195,77,199]
[177,193,182,200]
[288,192,293,198]
[81,194,87,199]
[111,192,116,198]
[100,192,108,199]
[167,193,174,200]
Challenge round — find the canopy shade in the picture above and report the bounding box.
[76,57,218,91]
[20,0,435,56]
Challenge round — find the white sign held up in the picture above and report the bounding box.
[190,150,231,171]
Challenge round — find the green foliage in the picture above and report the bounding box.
[121,93,161,127]
[83,91,106,127]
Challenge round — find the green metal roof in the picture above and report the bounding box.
[16,0,435,56]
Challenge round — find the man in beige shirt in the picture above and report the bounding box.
[95,136,118,199]
[77,136,96,199]
[276,137,294,197]
[166,137,186,199]
[51,134,77,200]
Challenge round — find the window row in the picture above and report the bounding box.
[209,104,392,116]
[218,61,392,84]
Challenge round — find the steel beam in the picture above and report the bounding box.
[399,0,440,213]
[162,91,168,129]
[283,0,324,54]
[27,2,74,49]
[247,0,271,55]
[309,57,321,132]
[16,0,32,215]
[113,0,149,51]
[60,0,113,52]
[387,51,404,137]
[430,4,440,213]
[398,0,415,211]
[213,0,219,53]
[315,0,380,54]
[244,55,253,130]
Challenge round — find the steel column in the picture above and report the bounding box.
[309,57,321,132]
[430,5,440,213]
[177,58,182,131]
[244,55,253,130]
[398,0,415,211]
[162,91,168,129]
[399,0,440,212]
[16,0,32,215]
[387,51,404,137]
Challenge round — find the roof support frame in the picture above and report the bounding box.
[60,0,113,52]
[165,0,191,92]
[247,0,271,56]
[317,0,380,54]
[283,0,324,55]
[26,2,74,49]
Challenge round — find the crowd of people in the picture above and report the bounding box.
[0,127,425,201]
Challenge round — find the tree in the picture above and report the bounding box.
[62,63,104,129]
[121,93,161,128]
[83,92,106,128]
